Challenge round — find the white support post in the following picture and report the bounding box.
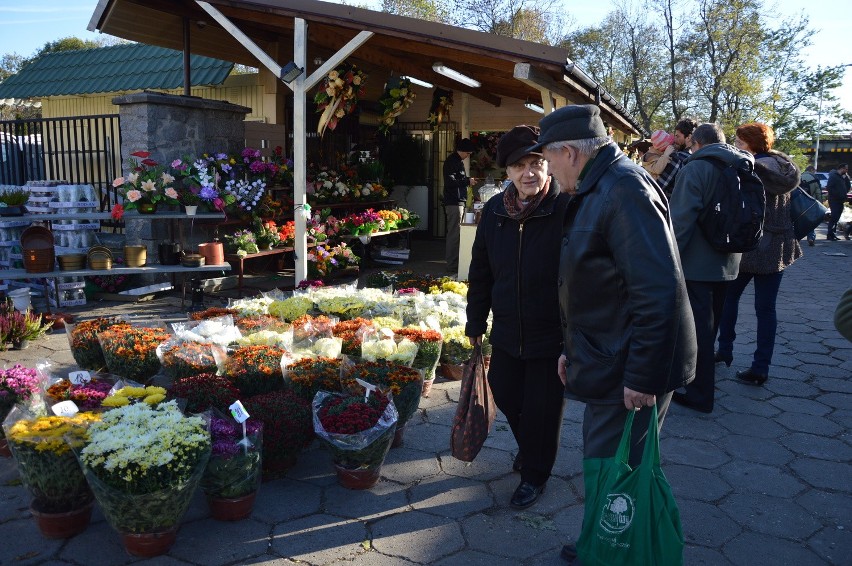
[293,18,308,284]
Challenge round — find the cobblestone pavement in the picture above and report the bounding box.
[1,233,850,565]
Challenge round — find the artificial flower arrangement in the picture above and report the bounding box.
[111,151,179,216]
[219,345,287,397]
[427,88,453,132]
[224,177,266,217]
[97,324,170,383]
[0,365,42,442]
[378,76,416,134]
[308,166,355,204]
[392,207,420,229]
[4,410,100,517]
[283,357,342,403]
[244,389,313,473]
[312,387,397,488]
[269,146,294,186]
[307,242,360,279]
[200,414,263,505]
[169,155,233,212]
[314,63,368,137]
[277,220,296,247]
[66,317,125,370]
[77,401,210,553]
[225,229,259,256]
[340,357,422,432]
[377,209,401,231]
[46,374,115,411]
[168,373,239,414]
[341,209,384,236]
[100,385,167,408]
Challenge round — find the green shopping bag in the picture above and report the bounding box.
[576,405,683,566]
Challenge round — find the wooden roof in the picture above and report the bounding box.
[89,0,645,136]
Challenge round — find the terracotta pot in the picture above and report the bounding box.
[30,500,94,539]
[422,377,435,398]
[137,202,157,214]
[120,526,178,557]
[198,242,224,265]
[334,463,381,490]
[0,438,11,458]
[439,362,465,381]
[207,491,256,521]
[391,424,406,448]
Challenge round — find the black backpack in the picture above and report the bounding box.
[694,155,765,253]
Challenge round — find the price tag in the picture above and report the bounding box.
[229,400,250,424]
[379,328,395,339]
[68,370,92,385]
[52,400,80,416]
[355,377,378,401]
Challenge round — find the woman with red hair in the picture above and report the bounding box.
[715,122,801,385]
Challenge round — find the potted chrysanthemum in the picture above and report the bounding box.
[97,324,170,383]
[65,317,124,370]
[0,364,42,457]
[243,389,313,475]
[76,401,210,557]
[283,357,342,403]
[395,328,443,397]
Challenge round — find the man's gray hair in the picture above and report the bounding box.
[691,123,725,146]
[545,136,610,156]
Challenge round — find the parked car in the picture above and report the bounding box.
[814,172,829,189]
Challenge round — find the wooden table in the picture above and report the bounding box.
[225,247,294,297]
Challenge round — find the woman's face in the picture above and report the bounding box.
[734,136,754,155]
[506,155,549,200]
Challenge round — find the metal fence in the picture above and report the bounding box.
[0,114,122,211]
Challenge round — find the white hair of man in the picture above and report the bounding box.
[544,136,610,156]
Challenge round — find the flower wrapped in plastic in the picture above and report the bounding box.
[311,285,368,319]
[201,414,263,500]
[100,383,167,408]
[360,329,419,367]
[76,401,210,542]
[340,357,422,430]
[290,336,343,361]
[228,295,274,316]
[189,307,239,321]
[97,324,170,383]
[267,295,315,322]
[66,317,124,370]
[171,315,242,347]
[45,371,116,411]
[283,357,342,403]
[291,314,337,344]
[3,408,100,514]
[440,325,474,365]
[395,327,443,381]
[0,364,43,441]
[312,388,397,474]
[156,340,219,380]
[332,318,375,356]
[168,373,240,414]
[233,314,290,335]
[217,345,286,397]
[244,389,313,472]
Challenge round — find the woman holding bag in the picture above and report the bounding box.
[465,125,570,509]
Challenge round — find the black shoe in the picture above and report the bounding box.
[828,234,840,241]
[736,368,768,386]
[671,392,713,414]
[510,481,545,509]
[714,351,733,367]
[512,453,522,472]
[560,543,577,562]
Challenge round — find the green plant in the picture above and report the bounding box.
[22,310,51,341]
[0,187,30,206]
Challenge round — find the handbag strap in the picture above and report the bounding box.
[614,408,636,465]
[614,405,661,469]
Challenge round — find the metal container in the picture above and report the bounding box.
[158,242,182,265]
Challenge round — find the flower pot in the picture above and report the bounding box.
[137,202,157,214]
[30,500,94,539]
[0,205,26,216]
[439,362,466,381]
[198,242,224,265]
[11,339,30,350]
[207,491,257,521]
[120,526,178,557]
[334,463,382,490]
[422,377,435,398]
[0,438,10,458]
[391,424,406,448]
[184,205,198,216]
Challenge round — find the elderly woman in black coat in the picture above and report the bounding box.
[465,125,570,509]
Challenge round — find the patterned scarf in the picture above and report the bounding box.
[502,181,549,221]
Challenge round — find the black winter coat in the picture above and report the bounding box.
[465,181,570,359]
[558,143,697,404]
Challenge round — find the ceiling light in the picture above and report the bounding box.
[280,61,304,84]
[524,99,544,114]
[401,75,433,88]
[432,63,480,88]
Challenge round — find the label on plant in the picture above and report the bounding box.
[52,400,80,416]
[68,370,91,385]
[379,327,395,339]
[229,400,250,423]
[355,377,378,401]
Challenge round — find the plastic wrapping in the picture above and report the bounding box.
[215,345,286,397]
[394,328,443,381]
[282,357,342,403]
[339,356,423,428]
[100,380,168,408]
[65,317,124,370]
[267,295,315,322]
[171,315,242,347]
[200,411,263,499]
[0,363,45,438]
[97,325,170,383]
[45,370,117,411]
[360,328,419,367]
[156,339,219,379]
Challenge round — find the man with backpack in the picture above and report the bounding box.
[668,123,755,413]
[799,165,824,245]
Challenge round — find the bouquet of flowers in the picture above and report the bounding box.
[333,318,375,356]
[220,345,286,397]
[312,389,397,488]
[66,317,124,370]
[360,330,419,367]
[253,218,280,250]
[307,242,360,279]
[157,340,219,380]
[340,358,422,430]
[378,77,416,134]
[169,155,233,212]
[224,178,266,216]
[46,374,115,411]
[225,229,259,256]
[314,63,367,137]
[308,167,353,203]
[395,328,443,382]
[112,151,179,214]
[77,401,209,553]
[168,373,240,414]
[97,325,169,383]
[100,384,167,408]
[4,410,100,515]
[233,314,290,335]
[269,146,294,186]
[393,207,420,229]
[200,414,262,502]
[244,389,313,473]
[377,209,401,230]
[0,364,41,441]
[283,357,342,403]
[341,209,383,236]
[267,295,314,322]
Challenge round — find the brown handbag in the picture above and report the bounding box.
[450,346,497,462]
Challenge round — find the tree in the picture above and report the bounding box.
[0,53,26,82]
[380,0,452,22]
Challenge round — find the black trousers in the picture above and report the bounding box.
[680,280,728,411]
[828,200,844,238]
[582,393,672,467]
[487,346,565,486]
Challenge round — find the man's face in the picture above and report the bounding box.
[543,145,582,194]
[673,129,691,150]
[506,155,549,200]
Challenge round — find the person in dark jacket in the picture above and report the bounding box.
[443,138,476,273]
[531,105,697,565]
[465,125,569,510]
[825,164,850,240]
[716,122,801,386]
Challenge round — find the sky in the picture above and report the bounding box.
[1,0,850,120]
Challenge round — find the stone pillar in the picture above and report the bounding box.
[112,92,250,271]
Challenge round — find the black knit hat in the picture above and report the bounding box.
[455,138,475,152]
[496,125,541,167]
[530,104,608,151]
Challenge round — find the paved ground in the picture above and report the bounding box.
[1,230,850,565]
